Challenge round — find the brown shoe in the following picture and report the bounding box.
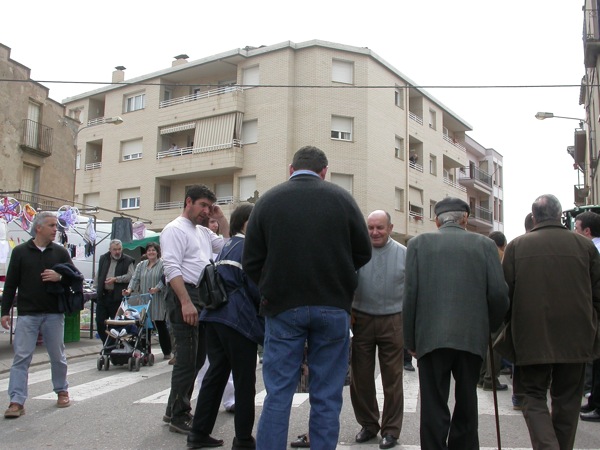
[168,357,176,365]
[4,402,25,418]
[57,391,71,408]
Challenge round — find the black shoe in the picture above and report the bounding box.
[290,434,310,448]
[232,436,255,449]
[164,411,193,423]
[187,432,224,448]
[403,363,415,372]
[380,434,398,449]
[355,427,377,443]
[580,409,600,422]
[483,383,508,391]
[581,403,595,413]
[170,418,193,435]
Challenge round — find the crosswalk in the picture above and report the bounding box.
[1,358,519,417]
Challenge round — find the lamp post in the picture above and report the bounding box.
[535,112,585,124]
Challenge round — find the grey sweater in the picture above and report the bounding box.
[353,238,406,315]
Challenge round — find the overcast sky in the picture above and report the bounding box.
[2,1,586,240]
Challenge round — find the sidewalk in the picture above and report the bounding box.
[0,328,102,374]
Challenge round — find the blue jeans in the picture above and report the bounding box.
[257,306,350,450]
[9,314,68,405]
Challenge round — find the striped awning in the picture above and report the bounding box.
[160,122,196,135]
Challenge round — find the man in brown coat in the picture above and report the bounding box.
[502,194,600,449]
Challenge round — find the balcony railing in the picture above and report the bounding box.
[409,112,423,125]
[409,160,423,172]
[442,134,466,151]
[87,117,109,127]
[156,140,242,159]
[459,166,493,188]
[15,191,55,210]
[471,206,493,224]
[160,85,243,108]
[21,119,53,157]
[443,176,467,192]
[85,162,102,171]
[154,196,234,211]
[584,7,600,67]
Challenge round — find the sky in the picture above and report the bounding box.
[2,0,586,241]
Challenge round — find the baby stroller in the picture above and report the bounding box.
[97,293,154,372]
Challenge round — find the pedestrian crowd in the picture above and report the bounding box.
[2,146,600,450]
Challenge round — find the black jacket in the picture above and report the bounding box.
[48,263,85,314]
[96,252,134,305]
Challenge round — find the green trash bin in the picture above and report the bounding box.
[64,312,81,343]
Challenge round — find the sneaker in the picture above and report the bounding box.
[57,391,71,408]
[170,417,193,434]
[4,403,25,418]
[110,329,119,338]
[163,411,193,423]
[404,362,415,372]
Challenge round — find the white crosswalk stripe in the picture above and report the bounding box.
[0,360,93,393]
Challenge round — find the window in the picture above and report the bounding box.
[215,182,233,204]
[68,108,82,122]
[429,154,437,175]
[242,66,259,87]
[125,93,145,112]
[163,89,172,102]
[84,192,100,208]
[241,120,258,144]
[409,186,424,218]
[120,188,140,210]
[22,164,39,193]
[331,173,353,194]
[498,199,503,222]
[331,116,353,141]
[395,188,405,212]
[76,152,81,170]
[395,85,404,108]
[430,200,437,219]
[122,138,143,161]
[395,136,404,160]
[428,109,437,130]
[239,176,257,202]
[332,59,354,84]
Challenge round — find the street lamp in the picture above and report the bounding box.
[535,112,584,122]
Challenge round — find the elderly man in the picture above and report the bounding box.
[351,210,406,449]
[404,197,509,450]
[1,212,75,417]
[503,195,600,448]
[244,145,371,450]
[95,239,134,344]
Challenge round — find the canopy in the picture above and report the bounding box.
[122,234,160,250]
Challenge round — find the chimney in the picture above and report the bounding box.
[112,66,126,83]
[172,54,189,67]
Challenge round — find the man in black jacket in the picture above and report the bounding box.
[1,212,74,417]
[244,146,372,450]
[95,239,134,343]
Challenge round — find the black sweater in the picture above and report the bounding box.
[243,174,372,316]
[1,239,73,316]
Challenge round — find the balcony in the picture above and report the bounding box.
[584,7,600,68]
[468,206,493,228]
[409,160,423,173]
[15,191,55,210]
[20,119,53,157]
[409,112,423,126]
[574,184,590,206]
[85,162,102,171]
[155,142,243,178]
[157,86,245,127]
[459,166,493,194]
[443,176,467,192]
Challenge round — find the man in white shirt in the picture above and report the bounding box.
[160,185,229,435]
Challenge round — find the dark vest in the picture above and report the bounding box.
[97,253,134,305]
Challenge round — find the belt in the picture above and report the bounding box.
[184,282,197,289]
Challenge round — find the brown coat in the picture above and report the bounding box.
[503,220,600,365]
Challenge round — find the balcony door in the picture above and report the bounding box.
[27,101,41,148]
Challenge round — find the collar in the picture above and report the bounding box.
[290,170,320,179]
[531,219,566,231]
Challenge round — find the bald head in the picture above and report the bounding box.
[367,210,393,248]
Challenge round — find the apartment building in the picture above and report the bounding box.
[0,43,77,210]
[581,1,600,205]
[64,40,503,240]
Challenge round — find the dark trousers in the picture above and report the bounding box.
[166,286,206,421]
[350,311,404,438]
[153,320,172,356]
[418,348,482,450]
[191,322,258,440]
[478,328,502,386]
[96,293,120,344]
[520,363,586,450]
[585,358,600,410]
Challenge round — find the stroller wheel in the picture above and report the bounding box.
[103,355,110,371]
[135,357,141,372]
[128,357,134,372]
[97,357,104,371]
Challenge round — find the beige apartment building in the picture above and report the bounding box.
[0,43,77,210]
[65,40,503,240]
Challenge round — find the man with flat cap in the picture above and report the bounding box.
[403,197,509,450]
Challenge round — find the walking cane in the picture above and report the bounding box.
[488,335,502,450]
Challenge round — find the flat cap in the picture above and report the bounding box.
[434,197,470,216]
